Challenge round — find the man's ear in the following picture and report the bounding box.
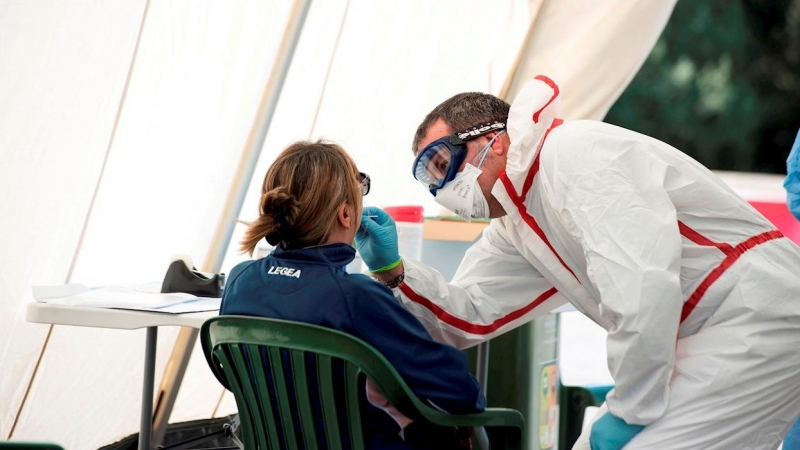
[337,203,352,229]
[490,132,508,156]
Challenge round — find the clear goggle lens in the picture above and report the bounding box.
[411,124,504,194]
[413,142,461,191]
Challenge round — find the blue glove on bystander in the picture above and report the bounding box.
[355,206,401,273]
[590,412,644,450]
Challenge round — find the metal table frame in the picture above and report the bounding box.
[26,302,217,450]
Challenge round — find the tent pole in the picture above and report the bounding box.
[209,0,352,422]
[150,0,312,445]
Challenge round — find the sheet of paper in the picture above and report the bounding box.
[31,283,219,313]
[116,297,221,314]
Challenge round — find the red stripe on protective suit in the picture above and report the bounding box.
[499,119,576,281]
[679,226,784,322]
[532,75,560,123]
[522,119,563,198]
[678,221,734,254]
[399,282,558,335]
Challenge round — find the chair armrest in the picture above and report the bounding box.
[421,407,524,429]
[423,408,525,450]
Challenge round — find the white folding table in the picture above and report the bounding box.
[26,302,220,450]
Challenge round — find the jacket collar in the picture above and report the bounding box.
[272,243,356,267]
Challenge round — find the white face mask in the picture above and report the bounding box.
[434,163,490,222]
[433,131,503,222]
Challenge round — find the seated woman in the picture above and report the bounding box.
[220,140,485,449]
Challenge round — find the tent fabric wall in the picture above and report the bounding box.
[221,0,542,246]
[2,0,294,447]
[1,0,675,448]
[0,0,148,440]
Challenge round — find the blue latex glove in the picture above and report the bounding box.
[590,413,645,450]
[355,206,401,273]
[783,128,800,221]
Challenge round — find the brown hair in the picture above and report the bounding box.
[412,92,510,153]
[240,140,363,254]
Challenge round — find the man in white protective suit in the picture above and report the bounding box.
[354,75,800,450]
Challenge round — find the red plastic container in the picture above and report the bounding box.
[384,205,424,223]
[383,205,424,260]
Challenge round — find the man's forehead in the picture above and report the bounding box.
[416,119,452,154]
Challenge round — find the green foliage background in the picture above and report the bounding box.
[605,0,800,174]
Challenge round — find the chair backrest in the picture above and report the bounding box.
[200,315,437,450]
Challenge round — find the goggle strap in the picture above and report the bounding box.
[451,121,506,144]
[450,134,466,146]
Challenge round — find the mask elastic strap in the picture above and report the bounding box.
[471,130,505,169]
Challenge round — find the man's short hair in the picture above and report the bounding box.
[412,92,510,153]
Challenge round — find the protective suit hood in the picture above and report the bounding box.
[504,75,562,183]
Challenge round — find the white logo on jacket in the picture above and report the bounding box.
[267,266,302,278]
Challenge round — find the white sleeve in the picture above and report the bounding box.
[395,219,565,349]
[555,131,684,425]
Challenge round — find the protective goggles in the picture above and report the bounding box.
[412,121,506,194]
[359,172,370,196]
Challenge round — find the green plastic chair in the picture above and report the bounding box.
[201,315,524,450]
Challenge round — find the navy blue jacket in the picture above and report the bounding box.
[220,243,485,449]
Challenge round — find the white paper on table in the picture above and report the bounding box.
[31,283,221,313]
[121,297,221,314]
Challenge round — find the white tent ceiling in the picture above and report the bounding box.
[1,0,676,447]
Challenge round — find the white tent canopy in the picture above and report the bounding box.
[1,1,676,447]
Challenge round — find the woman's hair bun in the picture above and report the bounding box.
[261,187,299,246]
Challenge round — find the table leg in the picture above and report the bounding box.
[151,327,198,446]
[140,326,158,450]
[475,341,490,450]
[476,341,490,396]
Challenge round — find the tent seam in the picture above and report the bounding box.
[308,0,351,137]
[7,326,53,439]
